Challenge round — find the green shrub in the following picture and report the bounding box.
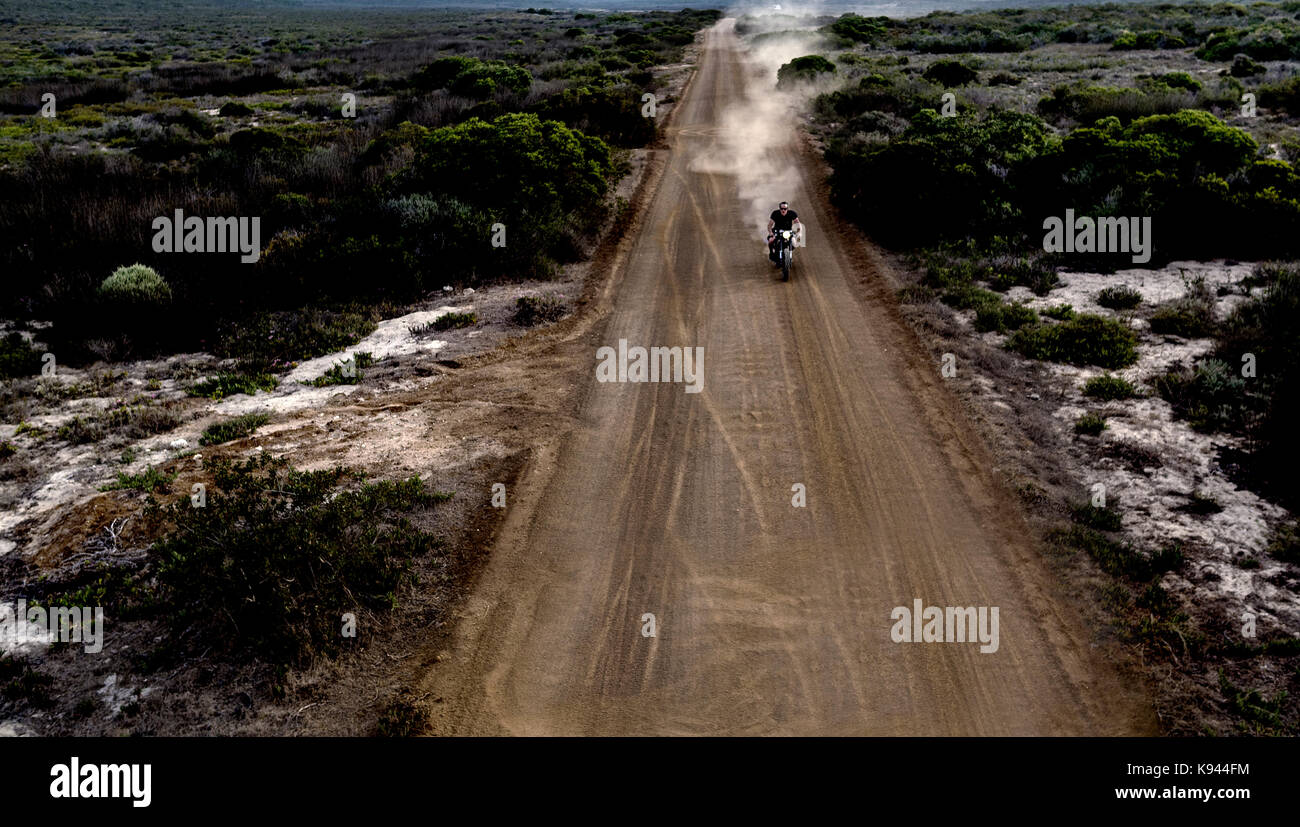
[1083,373,1138,400]
[0,655,52,708]
[1096,285,1143,310]
[1152,359,1248,432]
[828,14,889,44]
[215,308,377,367]
[1149,298,1216,338]
[433,312,477,331]
[218,101,255,116]
[145,454,453,664]
[1149,72,1202,93]
[1230,54,1266,77]
[0,332,42,379]
[1042,304,1075,320]
[57,416,103,444]
[1008,314,1138,368]
[187,372,277,400]
[777,55,836,88]
[200,412,270,445]
[100,465,176,493]
[922,59,978,87]
[57,402,182,444]
[98,264,172,305]
[1051,525,1182,581]
[305,353,374,387]
[975,301,1037,333]
[514,294,567,326]
[1075,412,1108,435]
[1071,502,1123,531]
[1266,523,1300,564]
[941,283,1002,311]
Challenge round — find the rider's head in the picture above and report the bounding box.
[778,202,789,213]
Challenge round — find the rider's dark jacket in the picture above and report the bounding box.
[770,209,799,231]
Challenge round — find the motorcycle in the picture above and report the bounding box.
[770,228,798,281]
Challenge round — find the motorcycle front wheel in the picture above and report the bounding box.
[781,248,791,281]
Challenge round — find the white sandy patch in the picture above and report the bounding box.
[211,305,465,418]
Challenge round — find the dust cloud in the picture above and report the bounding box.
[687,10,834,242]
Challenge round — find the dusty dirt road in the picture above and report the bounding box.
[419,21,1156,735]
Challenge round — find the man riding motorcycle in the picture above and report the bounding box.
[767,201,800,264]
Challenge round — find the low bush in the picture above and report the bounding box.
[100,465,176,493]
[200,412,270,445]
[777,55,836,88]
[1008,314,1138,368]
[432,312,477,331]
[305,353,374,387]
[514,294,567,326]
[145,454,453,664]
[922,59,978,87]
[1071,502,1123,531]
[974,301,1038,333]
[1152,359,1250,432]
[1075,412,1108,435]
[1149,296,1216,338]
[1083,373,1138,400]
[0,332,42,379]
[187,372,278,400]
[98,264,172,305]
[1097,285,1143,310]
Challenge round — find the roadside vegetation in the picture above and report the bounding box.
[0,3,719,369]
[764,2,1300,735]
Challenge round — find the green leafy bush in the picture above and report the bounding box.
[1097,285,1143,310]
[1152,359,1248,432]
[514,294,567,326]
[98,264,172,305]
[974,301,1038,333]
[1075,412,1108,435]
[828,109,1056,248]
[1008,314,1138,368]
[218,101,255,116]
[921,59,977,87]
[200,412,270,445]
[433,312,477,331]
[214,308,377,367]
[187,372,277,400]
[145,454,452,664]
[1149,283,1216,338]
[827,14,889,44]
[100,465,176,493]
[777,55,836,88]
[1084,373,1138,400]
[1071,502,1123,531]
[0,332,42,379]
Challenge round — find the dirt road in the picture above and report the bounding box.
[419,21,1155,736]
